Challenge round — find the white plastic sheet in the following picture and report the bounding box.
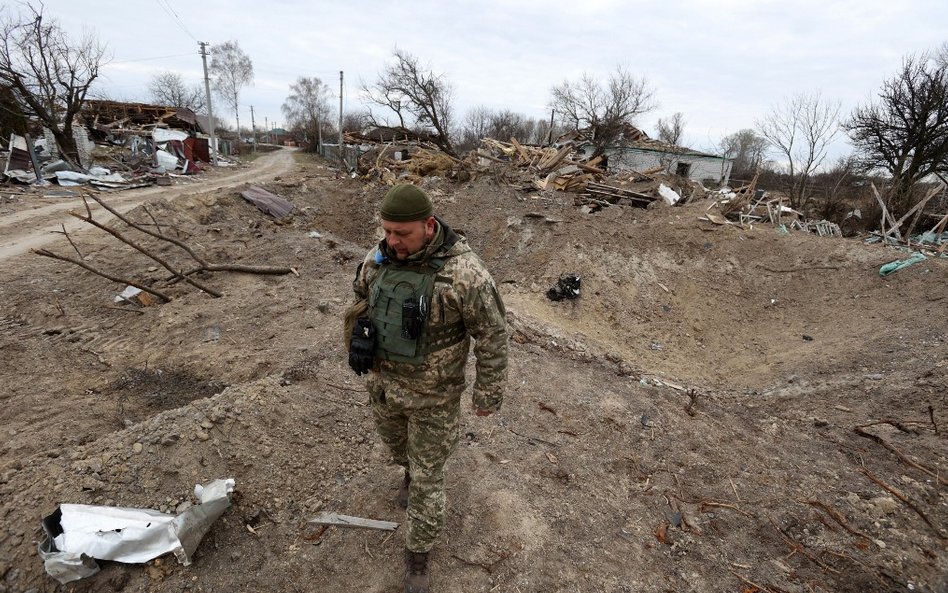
[55,170,128,186]
[39,478,235,584]
[657,183,681,206]
[155,149,180,170]
[152,128,189,143]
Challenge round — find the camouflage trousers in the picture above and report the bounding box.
[371,391,460,553]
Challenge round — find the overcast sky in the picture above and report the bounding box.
[30,0,948,157]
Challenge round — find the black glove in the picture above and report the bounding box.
[348,317,376,375]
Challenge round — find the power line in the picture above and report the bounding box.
[253,62,341,78]
[110,52,194,64]
[154,0,197,42]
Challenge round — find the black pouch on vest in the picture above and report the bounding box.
[401,296,427,340]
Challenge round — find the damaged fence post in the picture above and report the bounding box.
[23,133,44,184]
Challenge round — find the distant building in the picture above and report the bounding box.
[266,128,297,146]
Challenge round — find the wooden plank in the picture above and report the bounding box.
[538,144,573,173]
[308,512,399,531]
[509,137,531,162]
[871,182,901,240]
[475,150,507,164]
[892,185,941,237]
[930,210,948,235]
[563,159,606,174]
[904,184,945,238]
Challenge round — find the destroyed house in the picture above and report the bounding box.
[81,100,207,139]
[569,126,732,185]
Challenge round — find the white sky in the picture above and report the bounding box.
[31,0,948,157]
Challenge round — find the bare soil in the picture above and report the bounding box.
[0,149,945,593]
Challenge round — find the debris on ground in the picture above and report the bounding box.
[39,479,235,584]
[3,149,948,593]
[0,99,235,200]
[240,185,295,219]
[703,173,846,238]
[308,512,399,531]
[340,130,710,213]
[546,274,581,301]
[879,252,927,276]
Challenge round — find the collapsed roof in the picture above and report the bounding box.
[81,100,208,136]
[558,124,724,159]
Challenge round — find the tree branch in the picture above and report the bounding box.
[32,248,171,302]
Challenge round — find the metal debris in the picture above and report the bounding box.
[38,478,235,584]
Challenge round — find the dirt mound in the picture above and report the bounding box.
[0,153,945,593]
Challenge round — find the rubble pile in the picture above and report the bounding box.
[1,100,225,196]
[703,173,842,237]
[472,138,708,212]
[474,138,599,192]
[345,128,466,184]
[345,128,708,213]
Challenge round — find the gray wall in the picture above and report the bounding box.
[581,146,732,185]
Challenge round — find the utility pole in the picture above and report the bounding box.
[547,109,555,146]
[338,70,344,146]
[198,41,218,166]
[199,43,219,164]
[338,70,345,167]
[265,116,268,144]
[250,105,256,153]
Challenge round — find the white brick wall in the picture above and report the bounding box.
[581,146,732,185]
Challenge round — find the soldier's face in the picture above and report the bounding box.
[382,217,435,260]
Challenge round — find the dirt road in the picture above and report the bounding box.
[0,147,295,261]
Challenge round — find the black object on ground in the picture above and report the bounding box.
[547,274,581,301]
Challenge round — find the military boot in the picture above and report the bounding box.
[397,469,411,509]
[404,549,429,593]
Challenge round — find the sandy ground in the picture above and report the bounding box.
[0,150,945,593]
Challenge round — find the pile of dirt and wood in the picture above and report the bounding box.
[349,131,710,212]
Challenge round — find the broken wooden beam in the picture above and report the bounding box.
[308,512,399,531]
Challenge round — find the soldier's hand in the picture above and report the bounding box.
[474,407,493,417]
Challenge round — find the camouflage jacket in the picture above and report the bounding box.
[351,219,508,411]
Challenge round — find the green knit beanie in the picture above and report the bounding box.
[379,184,433,222]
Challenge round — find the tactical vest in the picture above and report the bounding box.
[368,252,467,365]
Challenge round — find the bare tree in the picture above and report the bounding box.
[655,112,686,170]
[532,115,563,146]
[485,109,526,142]
[757,91,840,210]
[363,49,456,156]
[550,66,656,158]
[844,50,948,215]
[148,71,205,112]
[281,76,331,151]
[342,110,368,134]
[210,40,253,138]
[0,84,28,138]
[457,106,554,152]
[457,105,491,151]
[719,129,769,179]
[810,155,862,221]
[656,112,685,146]
[715,133,741,183]
[0,2,108,164]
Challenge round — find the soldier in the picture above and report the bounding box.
[346,183,508,593]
